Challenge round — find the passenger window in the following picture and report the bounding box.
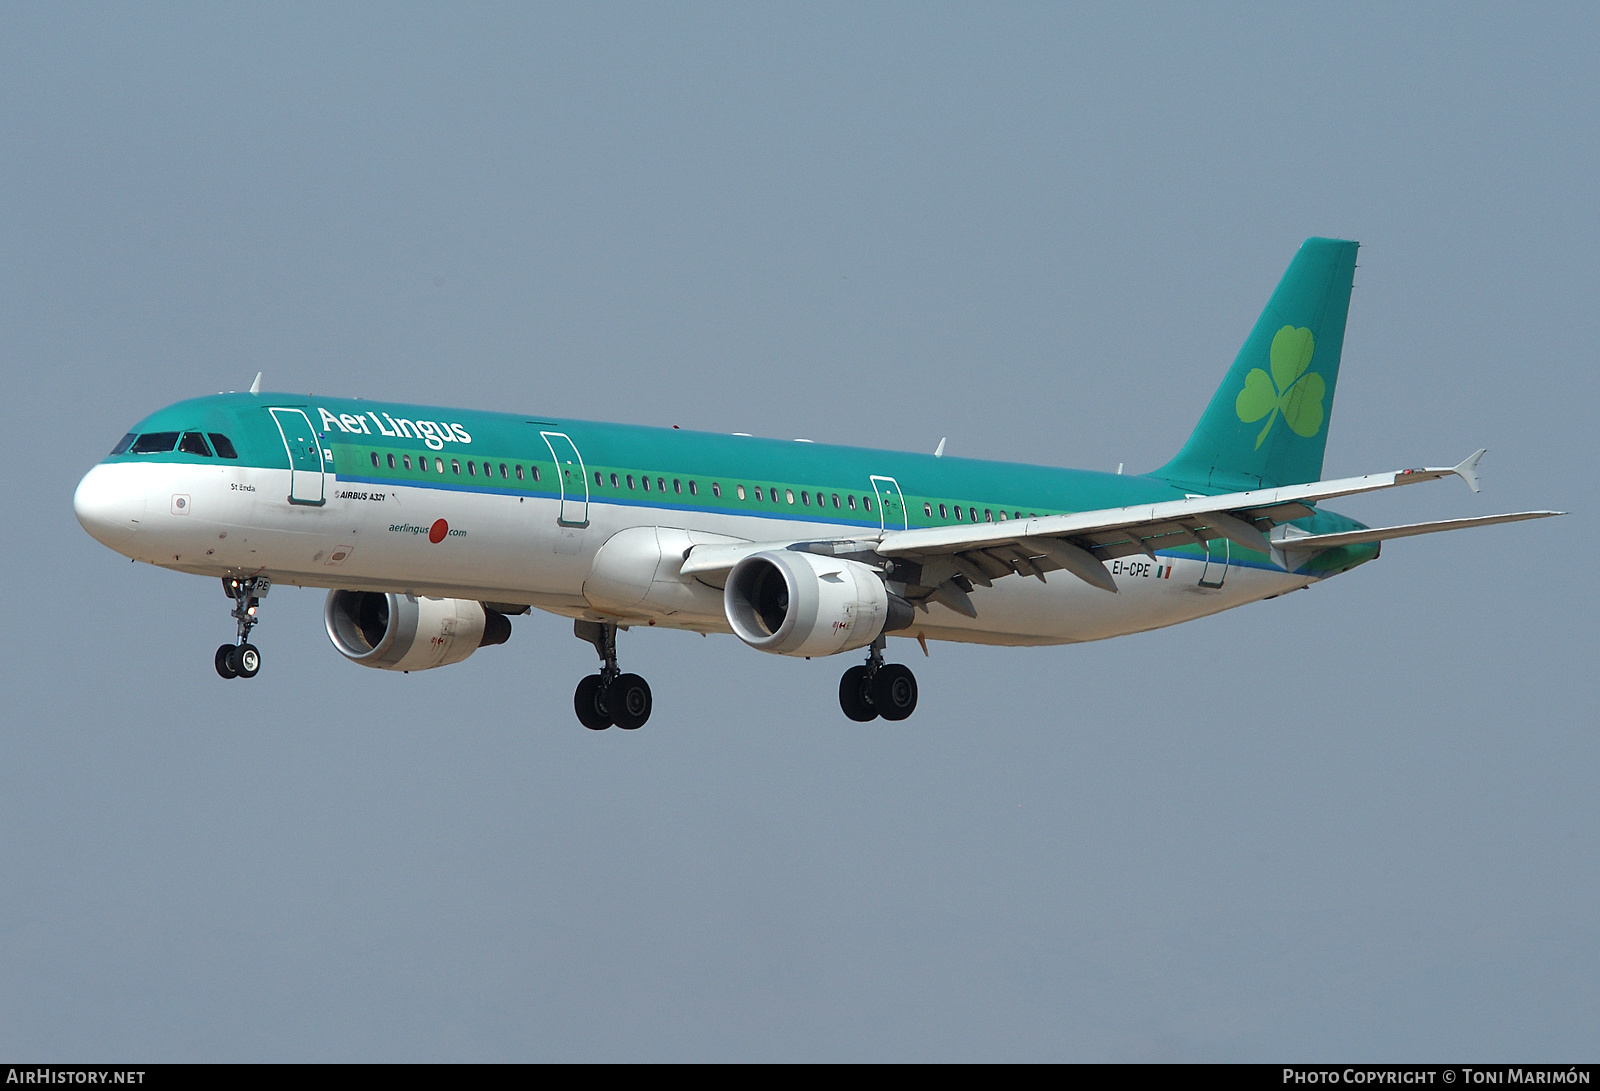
[753,486,762,501]
[833,494,840,508]
[785,490,795,504]
[594,471,603,487]
[713,483,722,498]
[404,455,413,470]
[997,510,1007,520]
[387,454,396,469]
[370,451,380,468]
[110,433,137,456]
[984,509,993,522]
[801,491,809,505]
[207,433,238,459]
[732,484,741,500]
[1014,512,1022,520]
[689,481,698,495]
[673,479,682,494]
[924,502,933,517]
[642,476,650,491]
[180,432,214,457]
[513,464,522,480]
[969,508,977,522]
[864,497,873,512]
[848,495,856,510]
[435,458,444,473]
[532,466,541,481]
[451,460,460,474]
[611,473,619,488]
[501,464,509,479]
[130,432,179,453]
[771,487,780,504]
[955,505,963,521]
[657,477,665,492]
[939,503,947,519]
[626,474,634,489]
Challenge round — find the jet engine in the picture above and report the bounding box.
[324,591,511,671]
[724,550,913,658]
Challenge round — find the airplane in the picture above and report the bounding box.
[73,238,1560,730]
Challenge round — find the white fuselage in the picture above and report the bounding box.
[75,459,1318,649]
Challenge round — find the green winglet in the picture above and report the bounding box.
[1154,238,1358,493]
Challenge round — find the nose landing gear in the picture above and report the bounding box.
[215,575,269,680]
[838,636,918,722]
[573,620,653,731]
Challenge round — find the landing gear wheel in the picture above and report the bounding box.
[220,575,269,679]
[871,663,918,721]
[839,665,878,722]
[607,673,653,730]
[574,674,613,731]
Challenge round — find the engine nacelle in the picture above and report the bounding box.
[324,591,511,671]
[724,551,912,658]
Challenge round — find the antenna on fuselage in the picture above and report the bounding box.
[249,372,262,395]
[934,437,946,458]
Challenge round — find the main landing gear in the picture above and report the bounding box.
[572,620,653,731]
[215,575,269,680]
[838,635,918,722]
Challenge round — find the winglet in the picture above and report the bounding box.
[249,372,262,395]
[1453,448,1486,493]
[934,437,946,458]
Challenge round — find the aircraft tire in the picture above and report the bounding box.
[574,674,613,731]
[215,644,239,679]
[236,644,261,679]
[839,665,878,722]
[608,673,652,730]
[871,663,918,721]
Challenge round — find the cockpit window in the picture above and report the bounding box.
[110,433,136,455]
[179,432,214,457]
[208,434,238,459]
[129,432,179,454]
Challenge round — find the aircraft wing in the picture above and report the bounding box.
[872,451,1560,606]
[678,451,1561,617]
[680,540,815,581]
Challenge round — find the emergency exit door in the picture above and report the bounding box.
[541,431,589,527]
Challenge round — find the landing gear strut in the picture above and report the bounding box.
[839,635,918,722]
[215,575,269,680]
[573,620,652,731]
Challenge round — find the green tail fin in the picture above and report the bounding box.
[1153,237,1358,492]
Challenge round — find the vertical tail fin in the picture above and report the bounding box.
[1153,238,1358,492]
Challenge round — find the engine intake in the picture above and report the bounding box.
[324,591,511,671]
[724,551,912,657]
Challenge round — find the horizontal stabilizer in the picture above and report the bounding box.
[1277,510,1562,553]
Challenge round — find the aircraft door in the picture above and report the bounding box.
[869,476,908,532]
[1198,537,1229,588]
[541,431,590,527]
[268,408,326,506]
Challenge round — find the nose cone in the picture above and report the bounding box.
[75,463,145,550]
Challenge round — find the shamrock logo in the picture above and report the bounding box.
[1236,325,1326,448]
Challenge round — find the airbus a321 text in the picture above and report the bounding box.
[74,239,1560,729]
